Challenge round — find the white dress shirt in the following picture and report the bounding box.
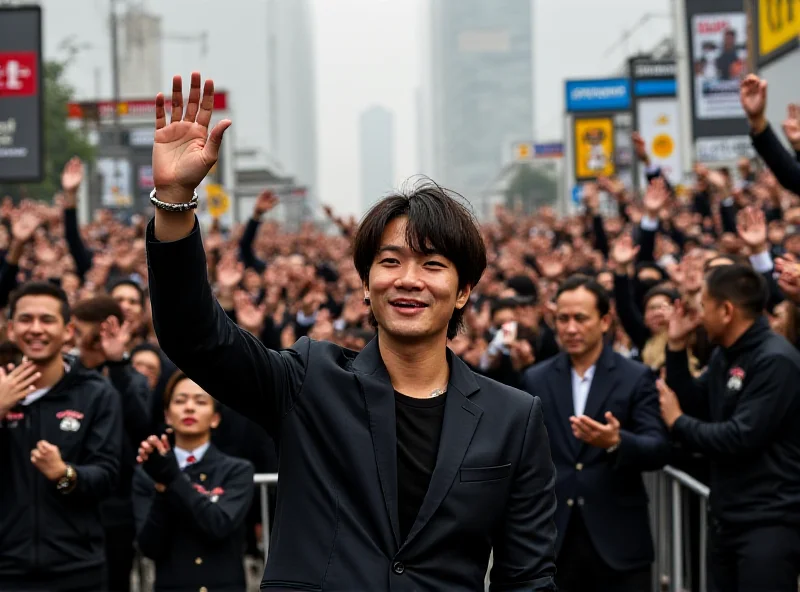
[571,365,596,417]
[174,442,210,470]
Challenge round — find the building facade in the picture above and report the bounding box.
[359,106,395,212]
[426,0,534,204]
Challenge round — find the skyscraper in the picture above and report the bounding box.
[359,106,395,212]
[266,0,318,210]
[426,0,534,204]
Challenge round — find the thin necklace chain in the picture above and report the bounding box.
[429,388,447,398]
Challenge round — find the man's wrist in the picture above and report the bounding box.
[749,115,768,135]
[153,186,195,205]
[667,339,688,351]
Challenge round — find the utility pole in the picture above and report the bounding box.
[110,0,121,146]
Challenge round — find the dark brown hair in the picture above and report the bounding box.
[163,370,218,412]
[72,296,123,324]
[351,179,487,339]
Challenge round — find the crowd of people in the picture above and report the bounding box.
[2,70,800,591]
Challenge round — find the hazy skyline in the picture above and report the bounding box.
[35,0,672,216]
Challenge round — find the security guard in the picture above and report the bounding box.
[132,371,254,592]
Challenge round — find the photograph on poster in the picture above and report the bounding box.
[692,12,747,120]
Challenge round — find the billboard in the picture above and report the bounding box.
[637,99,682,185]
[565,79,631,113]
[684,0,750,162]
[0,6,43,182]
[574,117,615,179]
[97,158,132,207]
[757,0,800,67]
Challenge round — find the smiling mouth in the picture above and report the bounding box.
[389,300,428,309]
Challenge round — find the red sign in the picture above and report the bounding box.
[0,51,37,97]
[67,91,228,119]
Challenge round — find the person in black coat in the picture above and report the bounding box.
[522,275,669,592]
[659,264,800,591]
[132,371,254,592]
[143,72,557,591]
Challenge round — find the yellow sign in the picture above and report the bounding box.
[205,183,229,218]
[651,133,674,159]
[513,142,533,161]
[759,0,800,60]
[574,117,615,179]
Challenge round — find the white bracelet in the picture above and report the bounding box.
[150,188,199,212]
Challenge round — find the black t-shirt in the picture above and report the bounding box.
[395,390,447,543]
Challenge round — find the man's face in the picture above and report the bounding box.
[73,319,105,369]
[596,271,614,293]
[555,287,610,358]
[111,285,143,329]
[165,378,219,437]
[365,217,469,342]
[7,295,72,363]
[132,350,162,391]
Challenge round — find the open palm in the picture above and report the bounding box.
[152,73,231,194]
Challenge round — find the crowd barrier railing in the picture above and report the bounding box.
[253,467,711,592]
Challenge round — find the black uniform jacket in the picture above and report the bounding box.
[0,358,122,586]
[522,347,670,572]
[132,444,255,592]
[145,218,558,592]
[666,316,800,526]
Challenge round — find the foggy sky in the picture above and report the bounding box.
[35,0,672,216]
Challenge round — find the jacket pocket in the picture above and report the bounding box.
[261,582,322,591]
[460,463,512,483]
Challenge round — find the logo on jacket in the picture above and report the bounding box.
[192,483,225,503]
[56,410,84,432]
[2,411,24,427]
[727,367,745,392]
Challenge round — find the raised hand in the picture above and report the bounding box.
[736,206,767,252]
[11,212,41,244]
[216,256,244,291]
[152,72,231,200]
[740,74,767,130]
[254,190,279,218]
[611,234,640,266]
[667,299,702,347]
[783,104,800,151]
[233,290,268,334]
[631,131,650,164]
[99,315,132,362]
[137,434,179,489]
[0,361,41,418]
[643,177,670,215]
[61,157,84,194]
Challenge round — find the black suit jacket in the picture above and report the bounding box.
[521,346,669,572]
[145,219,558,592]
[132,444,255,592]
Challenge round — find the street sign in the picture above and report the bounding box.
[206,183,230,218]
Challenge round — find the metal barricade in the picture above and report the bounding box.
[254,473,279,566]
[649,465,710,592]
[253,468,711,592]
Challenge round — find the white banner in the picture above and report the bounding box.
[637,98,683,186]
[691,12,748,120]
[695,135,755,163]
[96,158,132,207]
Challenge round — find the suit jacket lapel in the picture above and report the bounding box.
[353,339,401,550]
[578,346,620,455]
[400,353,482,551]
[547,353,580,456]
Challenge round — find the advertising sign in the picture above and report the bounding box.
[757,0,800,66]
[97,158,132,207]
[684,0,750,161]
[0,6,43,182]
[565,79,631,113]
[574,117,615,179]
[691,12,748,120]
[637,99,682,186]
